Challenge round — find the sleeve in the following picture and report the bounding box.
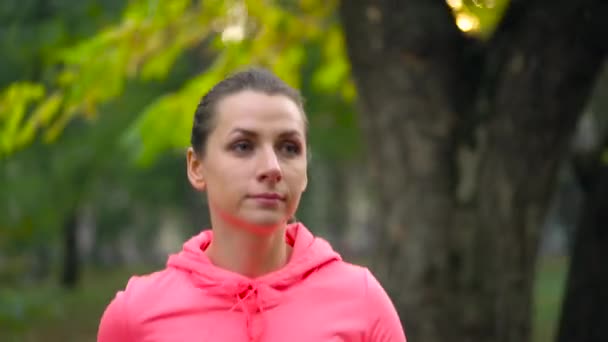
[97,290,131,342]
[363,268,407,342]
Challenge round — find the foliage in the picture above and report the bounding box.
[0,0,516,164]
[0,0,518,264]
[0,0,359,166]
[0,0,197,283]
[0,0,124,258]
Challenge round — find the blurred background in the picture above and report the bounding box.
[1,0,607,341]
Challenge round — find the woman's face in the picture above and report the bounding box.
[187,90,308,231]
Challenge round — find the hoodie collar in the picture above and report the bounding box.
[166,223,341,341]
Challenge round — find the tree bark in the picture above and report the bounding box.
[339,2,471,341]
[339,1,608,341]
[472,1,608,341]
[557,138,608,342]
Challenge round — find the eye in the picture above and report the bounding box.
[231,140,254,154]
[279,141,302,156]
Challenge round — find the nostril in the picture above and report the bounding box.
[259,169,282,183]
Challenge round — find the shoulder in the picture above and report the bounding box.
[122,268,179,299]
[354,267,407,341]
[322,261,406,340]
[100,268,175,314]
[115,267,194,314]
[318,260,376,295]
[331,262,393,303]
[97,268,185,341]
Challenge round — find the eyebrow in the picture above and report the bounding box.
[229,128,258,137]
[229,128,302,138]
[278,130,302,138]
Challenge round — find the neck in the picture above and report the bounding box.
[206,216,291,278]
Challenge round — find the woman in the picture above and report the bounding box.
[97,68,406,341]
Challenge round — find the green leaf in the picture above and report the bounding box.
[126,69,223,166]
[15,93,64,148]
[0,83,45,154]
[140,44,182,80]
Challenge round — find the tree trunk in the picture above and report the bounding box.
[557,140,608,342]
[339,1,608,342]
[326,159,349,253]
[471,1,607,341]
[61,210,80,289]
[339,2,470,341]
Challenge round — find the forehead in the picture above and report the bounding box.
[214,90,305,133]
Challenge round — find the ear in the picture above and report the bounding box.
[187,147,206,192]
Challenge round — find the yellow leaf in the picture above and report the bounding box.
[31,93,63,125]
[0,83,45,153]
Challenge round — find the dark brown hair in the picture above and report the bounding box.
[190,67,307,156]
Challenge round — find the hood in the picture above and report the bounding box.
[166,222,341,341]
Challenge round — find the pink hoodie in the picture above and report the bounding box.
[97,223,406,341]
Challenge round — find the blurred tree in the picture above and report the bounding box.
[339,1,607,342]
[0,0,201,289]
[3,0,607,341]
[557,66,608,342]
[0,0,127,288]
[0,0,356,163]
[0,0,123,87]
[0,0,359,288]
[559,129,608,342]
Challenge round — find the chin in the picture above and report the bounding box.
[248,215,285,227]
[243,212,286,229]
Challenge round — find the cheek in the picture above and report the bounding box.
[205,168,239,198]
[206,182,242,211]
[285,164,307,191]
[215,162,254,190]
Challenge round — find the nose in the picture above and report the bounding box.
[257,147,282,183]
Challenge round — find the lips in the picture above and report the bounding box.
[249,193,286,201]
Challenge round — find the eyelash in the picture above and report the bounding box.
[280,141,301,155]
[232,141,253,153]
[229,140,302,156]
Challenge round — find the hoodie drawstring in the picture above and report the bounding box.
[229,282,266,341]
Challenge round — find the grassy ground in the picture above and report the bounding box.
[0,257,568,342]
[532,256,569,342]
[0,266,157,342]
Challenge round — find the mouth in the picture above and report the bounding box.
[248,193,286,201]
